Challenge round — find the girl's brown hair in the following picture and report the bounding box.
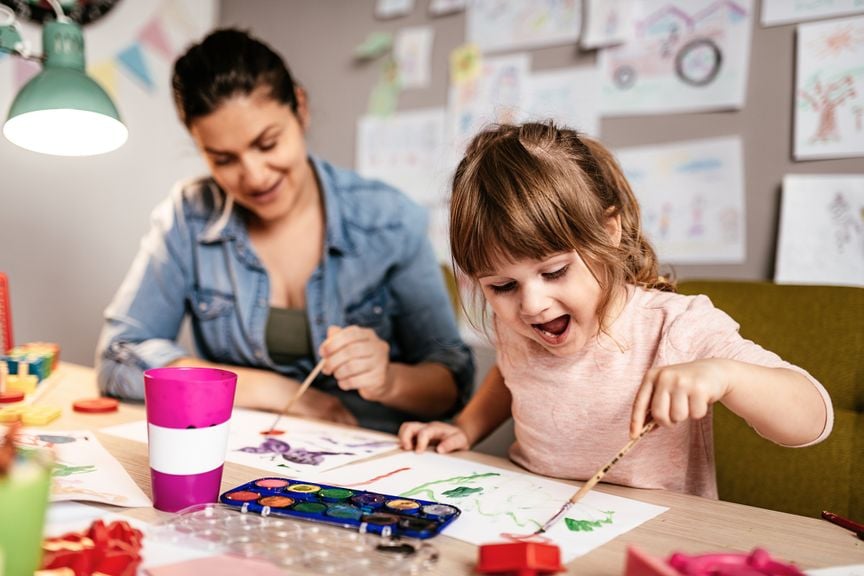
[450,122,674,332]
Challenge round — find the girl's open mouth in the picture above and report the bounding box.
[532,314,571,345]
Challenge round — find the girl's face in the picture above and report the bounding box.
[478,250,606,356]
[189,88,314,225]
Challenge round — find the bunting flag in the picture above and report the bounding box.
[138,16,173,61]
[14,57,39,88]
[89,59,120,99]
[117,43,154,91]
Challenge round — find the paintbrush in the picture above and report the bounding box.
[534,420,658,534]
[264,358,326,435]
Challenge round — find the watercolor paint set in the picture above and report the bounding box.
[220,476,461,539]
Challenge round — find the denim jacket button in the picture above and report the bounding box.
[373,306,383,315]
[254,350,263,359]
[199,303,207,311]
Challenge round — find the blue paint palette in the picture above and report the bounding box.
[220,476,461,539]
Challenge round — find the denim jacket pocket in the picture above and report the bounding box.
[344,285,394,343]
[188,289,235,358]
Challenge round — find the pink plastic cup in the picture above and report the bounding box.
[144,367,237,512]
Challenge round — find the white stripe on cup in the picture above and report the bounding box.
[148,421,230,475]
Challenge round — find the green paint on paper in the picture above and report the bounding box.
[442,486,483,498]
[52,462,97,477]
[400,472,500,500]
[565,510,615,532]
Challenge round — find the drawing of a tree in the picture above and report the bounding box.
[799,75,857,143]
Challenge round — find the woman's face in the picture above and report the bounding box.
[188,87,314,224]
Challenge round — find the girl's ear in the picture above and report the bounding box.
[605,209,623,248]
[295,86,311,131]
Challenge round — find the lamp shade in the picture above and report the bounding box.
[2,20,127,156]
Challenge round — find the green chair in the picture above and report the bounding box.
[677,280,863,519]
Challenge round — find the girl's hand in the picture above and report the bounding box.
[319,325,392,402]
[630,359,732,438]
[399,421,470,453]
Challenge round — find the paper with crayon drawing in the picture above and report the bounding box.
[12,429,150,507]
[101,407,399,476]
[314,451,667,562]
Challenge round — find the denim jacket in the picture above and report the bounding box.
[95,156,474,433]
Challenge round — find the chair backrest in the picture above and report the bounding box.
[677,280,863,519]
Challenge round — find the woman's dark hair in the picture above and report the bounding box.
[172,28,299,127]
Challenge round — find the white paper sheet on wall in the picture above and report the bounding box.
[466,0,582,54]
[394,26,435,89]
[614,137,746,264]
[775,175,864,287]
[581,0,638,48]
[794,15,864,160]
[521,67,601,137]
[761,0,864,27]
[598,0,754,116]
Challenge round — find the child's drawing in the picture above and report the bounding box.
[599,0,753,115]
[795,16,864,159]
[10,428,151,507]
[775,175,864,287]
[616,136,745,264]
[101,407,399,476]
[466,0,582,54]
[315,452,667,563]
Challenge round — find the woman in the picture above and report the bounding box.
[95,28,474,433]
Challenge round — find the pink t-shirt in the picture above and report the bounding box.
[496,287,833,499]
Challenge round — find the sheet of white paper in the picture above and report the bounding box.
[314,451,667,563]
[762,0,864,27]
[101,408,399,476]
[466,0,582,53]
[581,0,637,48]
[356,108,451,260]
[448,52,530,158]
[394,26,434,89]
[45,501,213,568]
[775,175,864,287]
[429,0,466,16]
[14,429,151,507]
[522,66,601,136]
[794,15,864,160]
[615,137,745,264]
[376,0,415,19]
[599,0,754,116]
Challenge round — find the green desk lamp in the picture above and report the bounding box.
[0,3,127,156]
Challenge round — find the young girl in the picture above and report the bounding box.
[399,122,833,498]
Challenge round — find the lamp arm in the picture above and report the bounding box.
[0,5,39,61]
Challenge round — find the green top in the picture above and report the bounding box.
[265,307,312,365]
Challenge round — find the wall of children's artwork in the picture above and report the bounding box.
[2,0,863,369]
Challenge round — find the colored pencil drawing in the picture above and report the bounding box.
[600,0,753,115]
[315,452,667,562]
[795,15,864,159]
[466,0,582,54]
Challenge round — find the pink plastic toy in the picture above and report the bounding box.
[625,547,806,576]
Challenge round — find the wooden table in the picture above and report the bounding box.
[28,363,864,574]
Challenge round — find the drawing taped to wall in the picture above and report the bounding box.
[795,15,864,160]
[614,136,745,264]
[775,175,864,287]
[599,0,754,116]
[314,451,667,563]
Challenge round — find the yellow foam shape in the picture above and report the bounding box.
[0,404,61,425]
[7,375,38,394]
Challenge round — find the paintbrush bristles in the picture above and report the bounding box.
[534,420,657,534]
[266,359,326,434]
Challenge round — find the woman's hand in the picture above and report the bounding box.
[319,325,393,402]
[398,421,470,453]
[630,359,732,438]
[291,385,358,426]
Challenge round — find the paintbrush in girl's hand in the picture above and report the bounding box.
[534,420,658,535]
[265,358,326,435]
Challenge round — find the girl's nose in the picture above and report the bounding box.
[519,284,549,318]
[241,154,269,188]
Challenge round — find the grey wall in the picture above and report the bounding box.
[220,0,864,282]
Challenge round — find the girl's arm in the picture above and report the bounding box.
[630,358,828,446]
[399,364,512,453]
